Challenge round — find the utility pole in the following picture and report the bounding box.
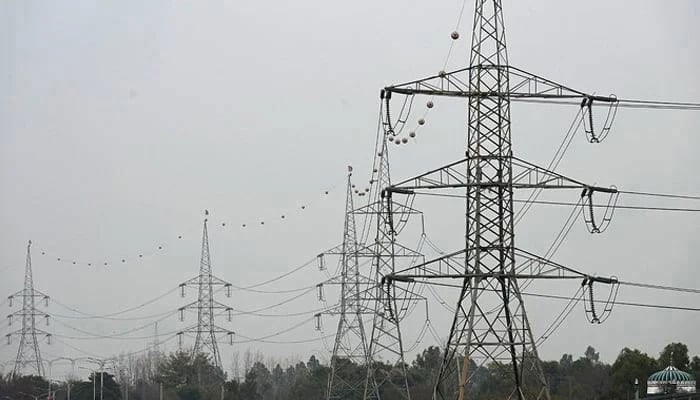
[178,211,234,379]
[7,240,51,378]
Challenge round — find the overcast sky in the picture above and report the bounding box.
[1,0,699,380]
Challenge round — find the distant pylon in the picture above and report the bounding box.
[178,211,234,376]
[363,130,424,400]
[320,166,373,400]
[6,240,51,378]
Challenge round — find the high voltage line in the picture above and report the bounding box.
[410,191,700,213]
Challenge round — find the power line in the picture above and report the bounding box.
[52,311,177,340]
[617,190,700,201]
[50,287,179,319]
[511,98,700,110]
[235,257,317,290]
[519,199,700,213]
[413,191,700,212]
[411,281,700,312]
[521,291,700,312]
[618,281,700,295]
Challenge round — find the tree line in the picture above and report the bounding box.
[1,342,698,400]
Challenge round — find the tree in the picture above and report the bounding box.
[610,348,657,399]
[690,356,700,381]
[658,342,690,370]
[70,372,122,400]
[157,351,223,388]
[585,346,601,364]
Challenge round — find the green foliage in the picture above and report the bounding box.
[659,342,691,370]
[3,341,696,400]
[610,347,658,399]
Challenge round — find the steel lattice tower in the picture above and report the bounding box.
[178,212,234,375]
[6,240,51,378]
[319,166,372,400]
[378,1,622,399]
[363,132,423,400]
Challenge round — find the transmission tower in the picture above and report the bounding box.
[363,131,424,400]
[316,166,374,400]
[376,1,630,399]
[6,240,51,378]
[178,211,234,375]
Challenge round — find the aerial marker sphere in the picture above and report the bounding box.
[427,100,434,108]
[409,131,416,138]
[451,31,460,40]
[418,118,425,125]
[401,137,408,144]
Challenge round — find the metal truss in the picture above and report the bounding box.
[6,241,51,378]
[374,1,621,399]
[314,167,374,400]
[177,212,233,376]
[362,134,426,400]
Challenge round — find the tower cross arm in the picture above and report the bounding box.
[385,247,617,284]
[384,65,617,103]
[179,274,232,287]
[387,156,616,193]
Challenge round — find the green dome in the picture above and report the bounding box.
[648,366,695,382]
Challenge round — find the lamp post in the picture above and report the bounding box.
[83,358,112,400]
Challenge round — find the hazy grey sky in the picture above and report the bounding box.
[1,0,699,379]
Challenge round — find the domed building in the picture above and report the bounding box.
[647,365,696,395]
